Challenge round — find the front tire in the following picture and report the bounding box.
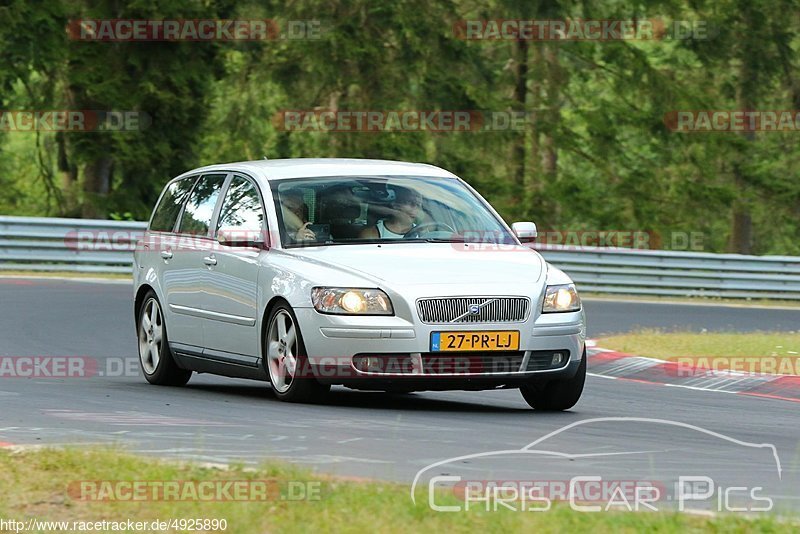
[137,292,192,386]
[265,303,330,403]
[520,349,586,411]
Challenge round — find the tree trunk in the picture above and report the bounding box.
[513,38,529,196]
[524,45,542,222]
[327,89,342,156]
[730,171,753,255]
[541,43,562,222]
[729,157,754,254]
[81,157,113,218]
[56,132,78,215]
[730,63,756,254]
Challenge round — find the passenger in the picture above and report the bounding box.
[360,186,422,239]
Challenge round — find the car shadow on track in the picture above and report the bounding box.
[184,383,540,413]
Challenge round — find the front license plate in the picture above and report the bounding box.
[430,331,520,352]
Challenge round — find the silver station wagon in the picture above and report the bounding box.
[133,159,587,410]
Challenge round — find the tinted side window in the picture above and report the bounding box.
[177,174,227,236]
[149,177,198,232]
[216,177,264,232]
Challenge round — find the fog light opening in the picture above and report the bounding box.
[364,356,382,372]
[353,355,389,373]
[551,352,564,366]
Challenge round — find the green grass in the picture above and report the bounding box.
[599,330,800,374]
[0,448,793,533]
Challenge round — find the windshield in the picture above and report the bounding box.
[271,176,516,248]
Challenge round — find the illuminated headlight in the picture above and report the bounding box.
[311,287,394,315]
[542,284,581,313]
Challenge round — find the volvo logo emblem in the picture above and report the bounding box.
[450,299,497,322]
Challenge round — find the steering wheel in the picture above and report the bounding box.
[403,222,456,238]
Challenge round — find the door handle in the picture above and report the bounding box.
[160,250,173,260]
[203,255,217,266]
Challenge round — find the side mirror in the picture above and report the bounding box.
[511,221,538,243]
[217,229,267,249]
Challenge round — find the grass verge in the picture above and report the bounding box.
[599,330,800,375]
[0,448,793,533]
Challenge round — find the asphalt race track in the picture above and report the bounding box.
[1,278,798,514]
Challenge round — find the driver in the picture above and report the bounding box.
[360,186,422,239]
[280,189,316,243]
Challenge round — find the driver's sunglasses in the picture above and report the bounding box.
[401,198,423,207]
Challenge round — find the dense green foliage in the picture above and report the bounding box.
[1,0,798,254]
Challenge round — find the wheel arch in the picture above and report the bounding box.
[134,284,157,328]
[259,295,293,362]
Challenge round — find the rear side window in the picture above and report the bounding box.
[149,177,198,232]
[177,174,227,236]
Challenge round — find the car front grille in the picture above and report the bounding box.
[416,297,530,324]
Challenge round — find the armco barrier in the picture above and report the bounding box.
[533,243,800,300]
[1,215,799,300]
[0,216,145,274]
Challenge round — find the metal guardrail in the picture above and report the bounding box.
[0,216,145,274]
[533,243,800,300]
[1,215,799,299]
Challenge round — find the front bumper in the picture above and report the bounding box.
[317,357,584,391]
[294,307,585,390]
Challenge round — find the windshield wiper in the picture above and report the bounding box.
[422,237,466,243]
[303,238,430,246]
[288,237,472,247]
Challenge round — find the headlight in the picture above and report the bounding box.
[311,287,394,315]
[542,284,581,313]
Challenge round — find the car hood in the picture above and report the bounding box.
[284,242,546,289]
